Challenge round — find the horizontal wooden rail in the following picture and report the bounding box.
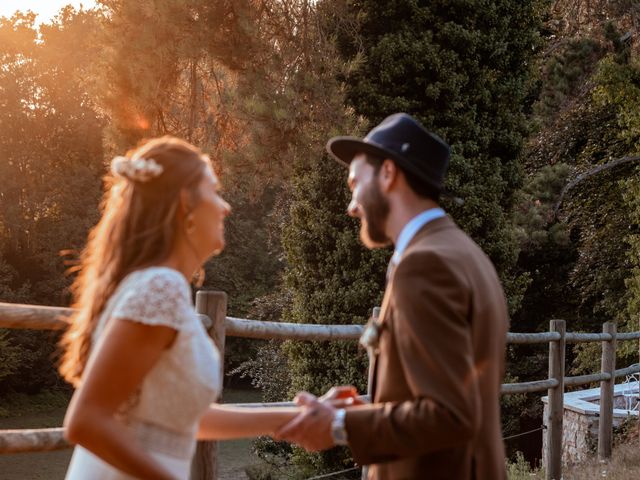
[563,364,640,388]
[617,332,640,341]
[565,332,612,343]
[2,297,640,459]
[0,428,68,454]
[614,363,640,378]
[565,372,611,387]
[13,375,638,453]
[500,378,559,394]
[230,395,372,408]
[225,317,363,340]
[0,303,69,330]
[506,332,561,344]
[2,303,640,346]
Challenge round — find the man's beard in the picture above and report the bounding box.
[359,181,391,248]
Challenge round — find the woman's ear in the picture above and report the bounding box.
[178,189,192,218]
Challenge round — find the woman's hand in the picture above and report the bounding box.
[319,385,369,407]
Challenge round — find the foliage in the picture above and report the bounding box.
[0,9,105,306]
[568,51,640,373]
[282,153,382,397]
[0,389,70,418]
[0,8,105,397]
[2,1,640,475]
[535,38,604,120]
[331,0,545,315]
[273,0,544,472]
[0,330,21,384]
[506,12,640,460]
[506,451,542,479]
[513,164,571,251]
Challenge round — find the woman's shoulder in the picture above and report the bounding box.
[128,266,189,287]
[111,266,194,329]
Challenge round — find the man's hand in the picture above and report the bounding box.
[273,392,337,451]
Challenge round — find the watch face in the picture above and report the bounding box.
[331,410,348,445]
[332,427,348,445]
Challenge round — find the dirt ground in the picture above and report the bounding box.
[0,388,265,480]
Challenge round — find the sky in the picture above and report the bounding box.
[0,1,97,24]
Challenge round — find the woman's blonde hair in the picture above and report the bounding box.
[59,136,210,387]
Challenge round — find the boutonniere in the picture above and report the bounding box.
[359,317,384,354]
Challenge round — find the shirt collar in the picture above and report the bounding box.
[390,208,446,265]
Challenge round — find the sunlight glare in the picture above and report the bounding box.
[0,1,97,24]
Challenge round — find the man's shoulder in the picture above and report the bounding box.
[401,219,500,289]
[405,218,475,260]
[393,236,470,290]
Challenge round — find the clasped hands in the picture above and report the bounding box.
[273,386,367,451]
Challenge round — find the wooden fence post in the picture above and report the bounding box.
[598,322,617,461]
[361,306,380,480]
[191,290,227,480]
[546,319,565,480]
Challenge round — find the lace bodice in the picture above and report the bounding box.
[91,267,221,437]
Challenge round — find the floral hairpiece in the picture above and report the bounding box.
[111,155,164,182]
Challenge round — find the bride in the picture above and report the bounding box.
[59,137,300,480]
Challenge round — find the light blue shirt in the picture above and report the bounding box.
[390,208,446,266]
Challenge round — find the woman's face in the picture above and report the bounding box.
[188,167,231,260]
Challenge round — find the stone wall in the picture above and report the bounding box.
[541,382,639,469]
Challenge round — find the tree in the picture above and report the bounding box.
[273,0,544,472]
[0,8,105,396]
[331,0,544,312]
[503,16,640,459]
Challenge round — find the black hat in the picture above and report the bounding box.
[326,113,451,194]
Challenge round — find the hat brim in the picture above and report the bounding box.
[326,136,445,194]
[326,136,398,167]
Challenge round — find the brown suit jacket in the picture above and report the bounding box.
[345,216,509,480]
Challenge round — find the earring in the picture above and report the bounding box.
[185,214,196,235]
[192,266,205,288]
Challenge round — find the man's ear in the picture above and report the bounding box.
[378,159,398,193]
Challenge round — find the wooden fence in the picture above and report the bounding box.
[1,291,639,480]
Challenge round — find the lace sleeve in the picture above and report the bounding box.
[111,269,193,330]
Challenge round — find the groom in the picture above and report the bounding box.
[276,113,509,480]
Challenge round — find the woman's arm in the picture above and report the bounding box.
[197,405,300,440]
[64,318,179,480]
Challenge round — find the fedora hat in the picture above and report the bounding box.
[326,113,451,195]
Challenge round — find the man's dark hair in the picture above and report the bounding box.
[363,153,441,202]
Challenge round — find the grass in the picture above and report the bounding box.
[508,436,640,479]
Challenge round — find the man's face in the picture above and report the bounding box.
[347,154,391,248]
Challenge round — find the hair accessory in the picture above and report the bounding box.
[111,155,164,182]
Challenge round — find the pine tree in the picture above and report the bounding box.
[332,0,544,311]
[278,0,543,471]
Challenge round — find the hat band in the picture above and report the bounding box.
[363,139,445,190]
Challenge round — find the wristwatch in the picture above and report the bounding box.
[331,408,349,446]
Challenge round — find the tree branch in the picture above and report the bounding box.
[553,155,640,219]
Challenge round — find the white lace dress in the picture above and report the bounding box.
[65,267,222,480]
